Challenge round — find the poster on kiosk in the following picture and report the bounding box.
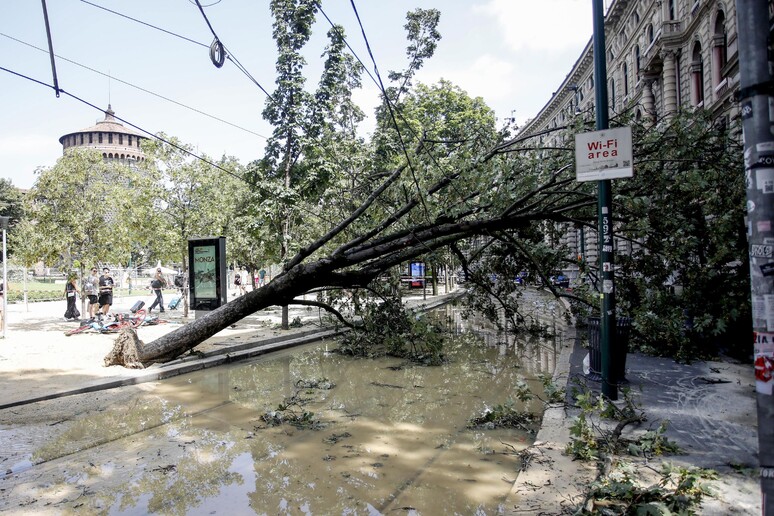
[188,237,227,318]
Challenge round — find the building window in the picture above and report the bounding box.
[119,134,123,145]
[623,62,629,96]
[108,133,113,144]
[635,45,641,74]
[610,78,616,111]
[128,135,132,146]
[712,11,728,90]
[98,133,103,143]
[691,42,704,106]
[89,133,93,144]
[669,0,676,20]
[647,24,654,43]
[676,54,683,108]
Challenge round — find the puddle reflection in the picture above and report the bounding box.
[2,300,565,515]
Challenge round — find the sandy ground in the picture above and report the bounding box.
[0,292,330,407]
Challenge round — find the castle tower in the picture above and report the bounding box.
[58,105,147,163]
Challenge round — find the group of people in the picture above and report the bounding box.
[232,267,267,297]
[64,266,168,321]
[65,267,115,321]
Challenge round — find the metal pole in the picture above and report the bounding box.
[736,0,774,511]
[23,265,27,312]
[592,0,617,400]
[3,227,7,339]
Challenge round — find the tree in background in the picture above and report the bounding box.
[234,5,366,326]
[0,178,24,229]
[257,0,319,329]
[143,135,239,317]
[18,148,156,297]
[615,111,748,360]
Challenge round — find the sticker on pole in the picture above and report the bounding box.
[754,332,774,395]
[575,126,633,182]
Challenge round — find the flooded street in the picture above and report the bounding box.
[1,298,565,515]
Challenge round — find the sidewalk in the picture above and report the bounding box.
[0,291,761,513]
[507,326,760,514]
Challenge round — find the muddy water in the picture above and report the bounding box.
[1,299,564,515]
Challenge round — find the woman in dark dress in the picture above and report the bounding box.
[64,272,81,320]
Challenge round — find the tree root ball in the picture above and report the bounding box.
[104,327,147,369]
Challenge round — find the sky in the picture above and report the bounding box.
[0,0,596,190]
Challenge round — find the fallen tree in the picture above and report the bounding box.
[104,106,747,367]
[105,128,598,367]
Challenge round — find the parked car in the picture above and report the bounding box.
[550,274,570,288]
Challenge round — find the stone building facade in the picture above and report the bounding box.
[517,0,752,279]
[58,104,147,164]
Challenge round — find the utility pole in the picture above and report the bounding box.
[592,0,617,400]
[737,0,774,511]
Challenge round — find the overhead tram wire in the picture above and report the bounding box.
[79,0,275,100]
[74,1,343,226]
[191,0,275,99]
[1,66,242,182]
[320,1,500,249]
[79,0,208,49]
[347,0,430,220]
[0,32,267,140]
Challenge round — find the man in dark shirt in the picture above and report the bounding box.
[98,267,114,318]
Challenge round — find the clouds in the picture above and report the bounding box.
[407,0,593,126]
[418,52,514,105]
[474,0,592,53]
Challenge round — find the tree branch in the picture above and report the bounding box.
[289,298,357,329]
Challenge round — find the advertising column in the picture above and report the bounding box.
[188,237,227,318]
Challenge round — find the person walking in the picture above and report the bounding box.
[258,267,266,287]
[84,267,99,318]
[64,272,81,321]
[98,267,114,319]
[234,272,245,297]
[148,268,166,313]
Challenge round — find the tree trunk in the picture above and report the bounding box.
[104,264,320,367]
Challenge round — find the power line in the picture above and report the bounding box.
[191,0,275,99]
[79,0,275,99]
[0,32,268,139]
[79,0,209,48]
